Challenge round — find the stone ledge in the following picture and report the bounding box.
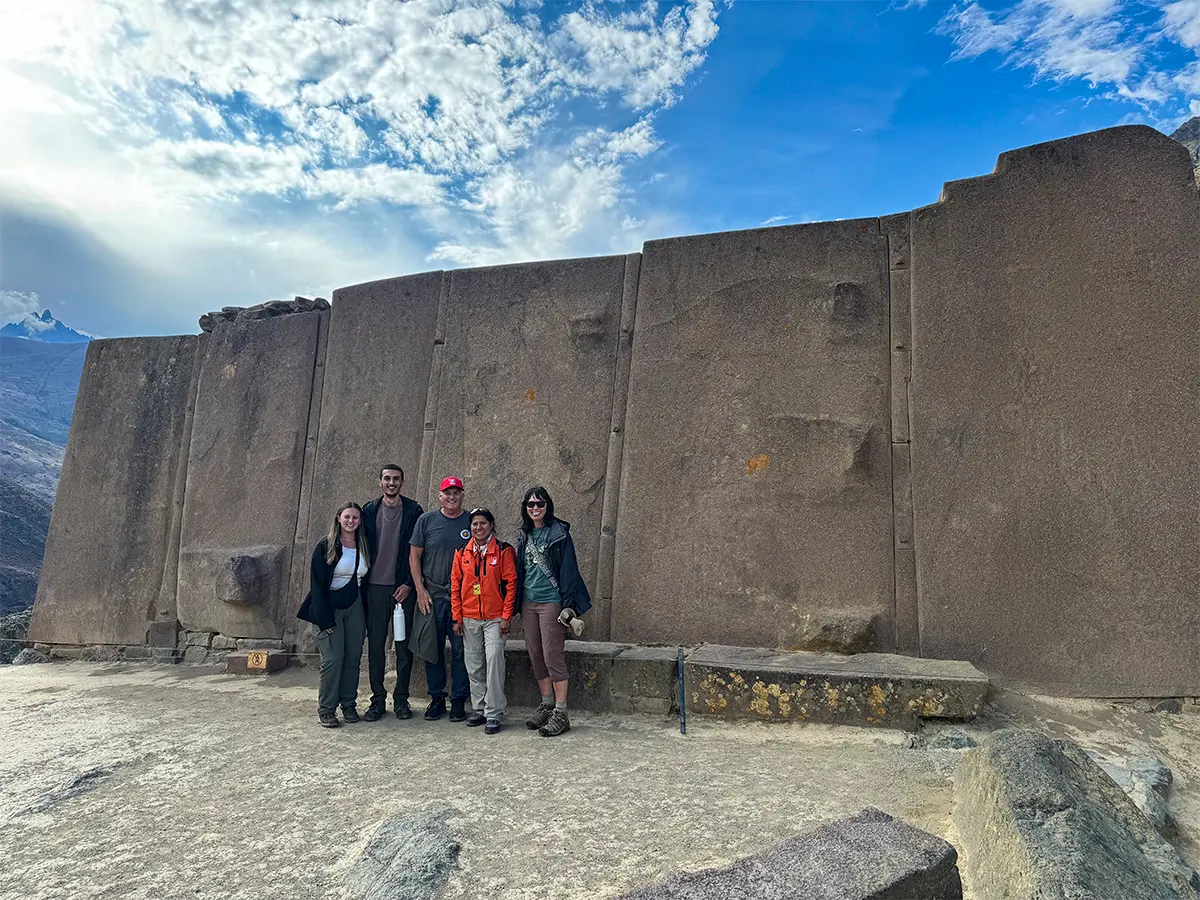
[684,644,987,727]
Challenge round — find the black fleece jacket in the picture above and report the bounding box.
[360,495,424,590]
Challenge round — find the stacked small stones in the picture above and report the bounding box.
[198,296,330,333]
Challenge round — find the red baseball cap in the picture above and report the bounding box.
[439,476,464,491]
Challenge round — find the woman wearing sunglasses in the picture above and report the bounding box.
[516,486,592,737]
[450,507,517,734]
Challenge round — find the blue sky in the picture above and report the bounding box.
[1,0,1197,338]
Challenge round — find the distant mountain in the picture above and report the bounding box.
[0,333,87,612]
[1171,116,1200,181]
[0,474,50,616]
[0,309,91,343]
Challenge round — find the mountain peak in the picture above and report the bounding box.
[0,310,91,343]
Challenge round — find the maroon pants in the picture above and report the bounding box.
[522,601,568,682]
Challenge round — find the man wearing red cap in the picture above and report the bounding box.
[409,476,472,720]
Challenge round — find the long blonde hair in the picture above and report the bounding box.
[326,501,370,567]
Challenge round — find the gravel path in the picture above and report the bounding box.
[1,661,956,899]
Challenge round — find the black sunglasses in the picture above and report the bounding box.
[526,500,547,508]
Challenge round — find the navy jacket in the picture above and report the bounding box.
[514,518,592,615]
[360,495,424,590]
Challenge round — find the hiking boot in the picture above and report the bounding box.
[395,700,412,720]
[485,719,501,735]
[448,698,467,722]
[538,708,570,737]
[526,701,555,730]
[466,712,487,727]
[318,711,340,728]
[424,697,446,720]
[341,706,360,724]
[363,704,385,722]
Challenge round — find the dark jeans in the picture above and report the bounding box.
[426,591,469,701]
[365,583,415,709]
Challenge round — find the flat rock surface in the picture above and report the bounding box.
[0,662,956,899]
[619,807,962,899]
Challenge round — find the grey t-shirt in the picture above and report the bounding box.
[368,503,405,586]
[410,509,471,589]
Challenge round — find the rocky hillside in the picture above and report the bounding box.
[0,335,88,500]
[0,474,51,616]
[1171,115,1200,181]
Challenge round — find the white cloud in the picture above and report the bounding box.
[0,0,722,333]
[1164,0,1200,48]
[759,215,790,226]
[937,0,1199,112]
[0,291,41,324]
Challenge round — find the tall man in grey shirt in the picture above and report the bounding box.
[361,465,424,721]
[410,476,472,721]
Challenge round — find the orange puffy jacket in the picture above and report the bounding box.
[451,536,518,622]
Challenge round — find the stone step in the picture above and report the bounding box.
[684,644,987,727]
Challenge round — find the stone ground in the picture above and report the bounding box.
[1,662,1197,900]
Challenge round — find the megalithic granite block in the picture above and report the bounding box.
[619,807,962,899]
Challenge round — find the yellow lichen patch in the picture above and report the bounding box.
[729,672,746,686]
[824,686,841,708]
[867,684,891,721]
[746,453,771,476]
[766,683,782,698]
[749,680,772,716]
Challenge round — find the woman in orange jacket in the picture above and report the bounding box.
[451,507,518,734]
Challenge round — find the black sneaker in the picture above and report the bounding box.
[526,701,554,730]
[318,711,340,728]
[424,697,446,720]
[448,698,467,722]
[363,704,385,722]
[485,719,501,735]
[341,706,360,724]
[538,708,570,737]
[466,712,487,727]
[395,700,412,720]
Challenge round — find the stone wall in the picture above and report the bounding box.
[30,336,200,645]
[612,220,894,650]
[175,312,326,638]
[27,124,1200,697]
[909,126,1200,696]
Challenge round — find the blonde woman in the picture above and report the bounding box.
[300,501,371,728]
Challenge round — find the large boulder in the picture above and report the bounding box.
[955,729,1199,899]
[344,805,460,900]
[619,807,962,899]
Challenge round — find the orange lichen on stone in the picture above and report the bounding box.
[524,389,536,402]
[746,453,771,476]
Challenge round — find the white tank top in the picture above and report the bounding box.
[330,547,366,590]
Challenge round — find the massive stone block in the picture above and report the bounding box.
[612,221,893,649]
[910,125,1200,695]
[30,337,200,645]
[303,272,441,572]
[175,313,323,638]
[426,256,631,629]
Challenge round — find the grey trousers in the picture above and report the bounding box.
[463,618,506,719]
[314,601,366,714]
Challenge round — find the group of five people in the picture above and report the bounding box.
[299,465,590,738]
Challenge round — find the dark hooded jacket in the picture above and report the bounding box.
[514,518,592,615]
[360,495,424,589]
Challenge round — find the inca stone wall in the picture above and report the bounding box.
[909,126,1200,696]
[28,124,1200,697]
[612,220,894,650]
[174,313,327,639]
[30,336,201,645]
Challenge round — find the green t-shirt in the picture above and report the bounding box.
[523,527,562,604]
